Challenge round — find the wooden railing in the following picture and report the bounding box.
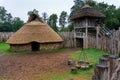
[75,32,86,38]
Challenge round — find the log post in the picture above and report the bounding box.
[96,26,99,49]
[85,18,88,48]
[118,27,120,55]
[109,55,118,80]
[95,64,108,80]
[99,57,109,66]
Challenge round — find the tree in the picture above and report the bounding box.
[70,0,120,30]
[0,6,12,23]
[67,23,74,32]
[47,14,58,32]
[12,17,24,32]
[0,6,7,23]
[0,6,13,32]
[42,12,48,23]
[70,0,85,17]
[59,11,67,31]
[0,6,24,32]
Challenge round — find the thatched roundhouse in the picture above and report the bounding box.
[7,14,63,51]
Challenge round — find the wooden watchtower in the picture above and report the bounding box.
[71,5,105,48]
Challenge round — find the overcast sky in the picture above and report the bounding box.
[0,0,120,22]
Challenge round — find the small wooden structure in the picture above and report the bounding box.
[76,60,91,69]
[71,4,105,48]
[6,14,63,51]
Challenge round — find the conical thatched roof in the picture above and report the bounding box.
[7,14,63,44]
[71,4,105,20]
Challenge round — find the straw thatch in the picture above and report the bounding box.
[27,14,44,23]
[71,4,105,20]
[7,16,63,44]
[6,14,63,51]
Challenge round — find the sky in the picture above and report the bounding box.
[0,0,120,22]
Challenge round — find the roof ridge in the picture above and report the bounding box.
[82,4,92,9]
[27,14,44,23]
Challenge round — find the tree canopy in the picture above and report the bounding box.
[47,14,58,32]
[59,11,68,31]
[0,6,24,32]
[70,0,120,30]
[0,0,120,32]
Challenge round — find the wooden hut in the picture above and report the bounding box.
[6,14,63,51]
[71,4,105,48]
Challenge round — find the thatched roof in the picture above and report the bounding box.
[7,14,63,44]
[71,4,105,20]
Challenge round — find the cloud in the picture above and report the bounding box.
[0,0,119,22]
[0,0,73,21]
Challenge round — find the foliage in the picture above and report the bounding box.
[70,0,85,17]
[59,11,68,31]
[67,22,74,31]
[12,17,24,32]
[47,14,58,32]
[41,12,48,23]
[40,48,68,53]
[0,42,10,53]
[70,0,120,30]
[0,42,24,54]
[0,6,24,32]
[1,0,120,32]
[119,51,120,57]
[0,42,68,54]
[0,43,109,80]
[0,6,12,23]
[70,48,109,65]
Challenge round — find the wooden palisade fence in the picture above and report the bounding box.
[0,28,120,54]
[88,28,120,54]
[0,32,13,42]
[89,28,120,54]
[0,29,120,80]
[60,32,74,48]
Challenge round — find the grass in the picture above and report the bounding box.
[0,42,109,80]
[70,48,109,65]
[0,42,11,54]
[40,48,69,53]
[0,42,25,54]
[68,48,109,80]
[35,48,109,80]
[0,42,68,54]
[119,51,120,57]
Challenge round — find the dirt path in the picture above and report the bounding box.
[0,49,78,80]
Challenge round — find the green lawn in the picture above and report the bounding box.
[36,49,109,80]
[68,48,109,80]
[0,42,68,54]
[0,42,109,80]
[70,48,109,65]
[0,42,10,54]
[0,42,23,54]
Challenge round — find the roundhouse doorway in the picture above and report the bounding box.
[31,42,40,51]
[76,38,83,48]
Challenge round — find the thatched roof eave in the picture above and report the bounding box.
[71,5,106,20]
[7,40,63,45]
